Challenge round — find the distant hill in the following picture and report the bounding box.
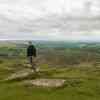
[0,40,100,49]
[30,40,100,49]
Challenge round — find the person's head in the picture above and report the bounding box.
[28,41,32,45]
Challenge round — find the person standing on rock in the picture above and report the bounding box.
[27,41,37,72]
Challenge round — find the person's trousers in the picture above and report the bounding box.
[28,56,36,70]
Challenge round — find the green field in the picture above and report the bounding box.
[0,41,100,100]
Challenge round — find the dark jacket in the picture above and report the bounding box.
[27,45,37,57]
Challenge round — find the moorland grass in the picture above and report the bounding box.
[0,58,100,100]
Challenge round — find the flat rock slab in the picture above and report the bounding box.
[5,69,33,81]
[26,79,66,87]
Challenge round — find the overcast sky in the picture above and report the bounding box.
[0,0,100,41]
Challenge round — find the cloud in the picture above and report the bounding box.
[0,0,100,40]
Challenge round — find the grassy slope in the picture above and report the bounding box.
[0,58,100,100]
